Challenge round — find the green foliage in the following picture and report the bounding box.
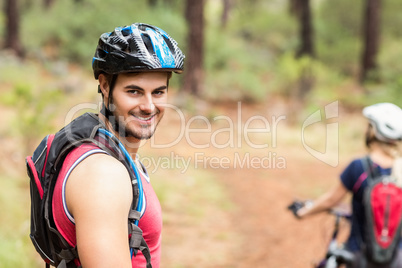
[10,0,401,105]
[0,55,40,84]
[0,57,68,156]
[317,0,363,39]
[315,0,363,75]
[1,83,62,153]
[0,176,40,268]
[204,27,272,102]
[203,2,296,102]
[270,52,344,97]
[0,236,38,268]
[271,52,310,96]
[382,0,402,38]
[0,0,399,106]
[228,2,298,54]
[22,0,186,70]
[269,52,376,109]
[377,38,402,106]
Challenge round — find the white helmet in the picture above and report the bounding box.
[363,103,402,142]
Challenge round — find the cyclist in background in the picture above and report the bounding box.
[289,103,402,267]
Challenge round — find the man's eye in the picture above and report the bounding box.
[153,91,165,96]
[128,90,139,94]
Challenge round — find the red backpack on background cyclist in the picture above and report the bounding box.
[358,155,402,265]
[356,103,402,266]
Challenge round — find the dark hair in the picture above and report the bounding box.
[99,72,172,99]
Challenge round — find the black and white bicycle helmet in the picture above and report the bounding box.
[363,103,402,142]
[92,23,185,79]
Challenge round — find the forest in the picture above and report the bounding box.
[3,0,402,105]
[1,0,401,267]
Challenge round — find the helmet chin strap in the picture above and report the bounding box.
[100,74,128,137]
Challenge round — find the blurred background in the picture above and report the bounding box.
[1,0,401,267]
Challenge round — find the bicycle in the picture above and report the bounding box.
[288,202,355,268]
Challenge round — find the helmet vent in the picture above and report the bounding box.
[141,35,154,55]
[163,36,175,54]
[385,124,394,131]
[98,49,107,58]
[121,27,132,37]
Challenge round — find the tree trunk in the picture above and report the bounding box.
[163,0,173,5]
[288,0,314,120]
[22,0,34,11]
[4,0,24,57]
[183,0,205,96]
[221,0,231,28]
[360,0,381,84]
[43,0,55,9]
[148,0,158,6]
[288,0,315,102]
[290,0,314,58]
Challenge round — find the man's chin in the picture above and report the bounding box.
[126,129,155,140]
[116,120,159,140]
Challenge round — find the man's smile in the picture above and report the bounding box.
[130,112,158,124]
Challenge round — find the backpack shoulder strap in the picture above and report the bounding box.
[96,128,152,267]
[392,157,402,187]
[48,113,102,174]
[361,155,381,185]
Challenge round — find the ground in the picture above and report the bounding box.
[148,99,358,268]
[0,91,362,268]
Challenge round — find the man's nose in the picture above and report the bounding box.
[139,95,155,113]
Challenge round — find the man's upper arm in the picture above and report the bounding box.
[66,153,133,268]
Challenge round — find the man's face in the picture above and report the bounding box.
[105,72,168,140]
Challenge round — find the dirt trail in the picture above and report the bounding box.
[218,157,344,268]
[156,101,352,267]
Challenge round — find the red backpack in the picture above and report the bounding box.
[361,156,402,264]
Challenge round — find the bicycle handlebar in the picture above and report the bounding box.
[287,200,305,218]
[288,200,354,266]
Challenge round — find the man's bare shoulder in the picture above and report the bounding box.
[69,153,129,179]
[65,153,133,267]
[65,153,132,218]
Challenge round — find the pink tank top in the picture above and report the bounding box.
[52,144,162,267]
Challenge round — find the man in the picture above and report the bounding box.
[51,23,185,268]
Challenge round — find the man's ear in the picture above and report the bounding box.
[98,73,110,99]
